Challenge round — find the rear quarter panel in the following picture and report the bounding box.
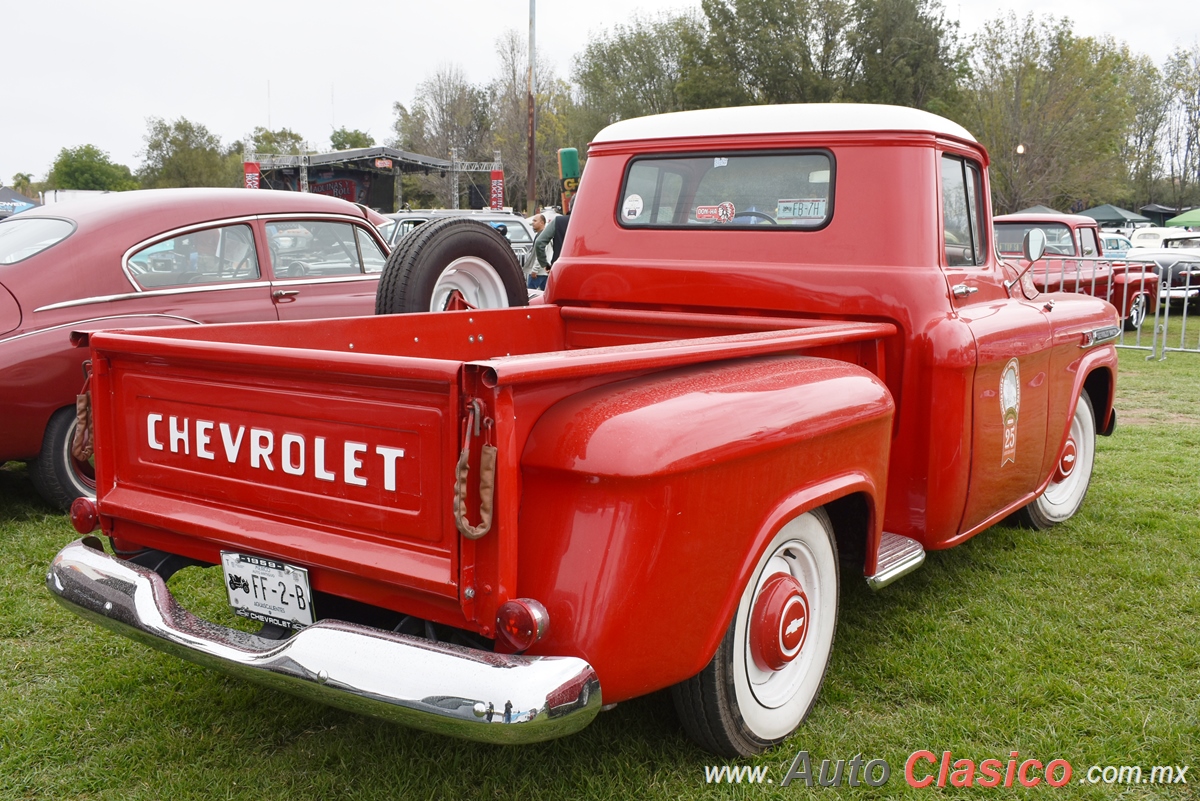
[515,355,894,702]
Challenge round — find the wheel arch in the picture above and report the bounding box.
[1082,362,1116,437]
[1030,352,1114,504]
[710,479,879,658]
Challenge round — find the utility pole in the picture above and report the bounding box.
[526,0,537,216]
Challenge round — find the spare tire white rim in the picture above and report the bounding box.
[430,256,511,311]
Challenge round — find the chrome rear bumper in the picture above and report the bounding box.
[47,538,601,744]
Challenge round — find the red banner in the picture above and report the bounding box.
[490,170,505,210]
[243,162,261,190]
[310,179,358,202]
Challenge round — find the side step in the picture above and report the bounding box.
[866,532,925,590]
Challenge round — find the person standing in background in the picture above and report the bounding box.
[528,212,570,290]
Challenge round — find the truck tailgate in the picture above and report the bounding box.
[90,332,464,607]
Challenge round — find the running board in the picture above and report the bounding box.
[866,532,925,590]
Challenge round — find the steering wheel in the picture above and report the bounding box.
[733,210,778,225]
[286,261,309,277]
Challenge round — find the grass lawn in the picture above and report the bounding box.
[1,349,1196,800]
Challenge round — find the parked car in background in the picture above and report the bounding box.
[1129,227,1177,250]
[1126,230,1200,303]
[0,188,390,509]
[993,213,1158,330]
[378,209,536,266]
[1127,230,1200,257]
[1101,233,1133,258]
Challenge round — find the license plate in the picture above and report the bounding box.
[220,551,315,630]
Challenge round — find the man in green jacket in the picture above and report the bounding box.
[528,212,570,290]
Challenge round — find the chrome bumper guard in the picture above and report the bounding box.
[47,539,602,744]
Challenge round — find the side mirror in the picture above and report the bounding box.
[1005,228,1047,292]
[1023,228,1047,262]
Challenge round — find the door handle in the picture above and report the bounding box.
[951,283,978,298]
[272,290,299,299]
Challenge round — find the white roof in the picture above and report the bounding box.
[592,103,977,145]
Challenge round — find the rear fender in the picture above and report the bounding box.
[516,354,893,703]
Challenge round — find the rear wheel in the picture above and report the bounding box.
[671,508,838,757]
[1017,391,1096,528]
[29,406,96,511]
[375,218,527,314]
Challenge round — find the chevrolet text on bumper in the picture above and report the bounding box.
[47,538,602,744]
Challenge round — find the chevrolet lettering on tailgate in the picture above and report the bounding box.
[144,412,410,491]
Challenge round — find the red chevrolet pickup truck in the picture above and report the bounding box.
[993,212,1159,330]
[50,104,1120,758]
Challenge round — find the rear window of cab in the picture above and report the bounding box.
[618,151,834,230]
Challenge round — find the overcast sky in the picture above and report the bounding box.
[2,0,1197,187]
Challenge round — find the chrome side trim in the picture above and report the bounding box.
[1079,325,1121,349]
[0,313,201,345]
[35,283,273,313]
[47,539,601,744]
[269,274,381,287]
[866,531,926,590]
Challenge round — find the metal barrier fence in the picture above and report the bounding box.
[1036,256,1200,359]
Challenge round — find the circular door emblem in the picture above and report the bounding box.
[750,574,810,672]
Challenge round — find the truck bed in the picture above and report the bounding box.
[83,305,895,633]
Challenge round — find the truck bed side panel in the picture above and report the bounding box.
[516,355,893,702]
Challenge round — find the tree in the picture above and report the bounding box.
[330,127,375,150]
[245,126,306,155]
[954,14,1132,214]
[841,0,963,112]
[390,64,491,207]
[1118,55,1169,209]
[1163,44,1200,210]
[679,0,853,108]
[45,145,138,191]
[11,173,35,197]
[139,117,242,188]
[677,0,960,111]
[571,12,703,140]
[485,29,585,211]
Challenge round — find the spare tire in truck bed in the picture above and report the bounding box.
[375,217,528,314]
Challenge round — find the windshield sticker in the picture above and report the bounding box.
[1000,358,1020,465]
[714,157,729,168]
[622,194,644,220]
[777,199,828,220]
[696,202,736,223]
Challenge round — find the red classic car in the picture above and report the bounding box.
[0,188,390,509]
[993,213,1159,330]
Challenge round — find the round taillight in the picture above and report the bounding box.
[495,598,549,653]
[70,497,99,534]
